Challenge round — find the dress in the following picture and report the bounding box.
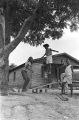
[63,65,72,84]
[61,65,73,95]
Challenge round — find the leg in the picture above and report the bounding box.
[22,81,27,91]
[21,70,27,81]
[47,64,51,74]
[49,64,52,73]
[71,84,73,96]
[61,82,66,94]
[68,84,73,96]
[46,55,52,74]
[22,77,30,91]
[65,82,68,93]
[25,77,31,90]
[21,70,29,91]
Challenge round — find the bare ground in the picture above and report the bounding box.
[0,89,79,120]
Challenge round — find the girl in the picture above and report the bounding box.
[21,57,33,92]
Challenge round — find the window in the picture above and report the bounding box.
[13,71,16,81]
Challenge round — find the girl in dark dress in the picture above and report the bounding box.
[21,57,33,92]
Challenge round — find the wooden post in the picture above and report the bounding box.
[57,67,59,81]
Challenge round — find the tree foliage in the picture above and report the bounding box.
[1,0,79,46]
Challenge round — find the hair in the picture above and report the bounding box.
[28,57,33,63]
[43,44,49,48]
[66,59,70,65]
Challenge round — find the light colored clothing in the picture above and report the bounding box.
[60,73,65,82]
[44,48,53,64]
[65,65,72,76]
[62,65,72,84]
[63,75,72,84]
[46,55,53,64]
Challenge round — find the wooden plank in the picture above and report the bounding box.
[31,63,44,87]
[32,82,60,89]
[31,82,60,93]
[56,94,69,101]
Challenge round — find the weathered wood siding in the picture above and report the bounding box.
[9,54,79,87]
[31,63,44,87]
[53,56,79,66]
[9,63,45,88]
[9,67,24,87]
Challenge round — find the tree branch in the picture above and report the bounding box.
[5,0,43,56]
[5,15,34,55]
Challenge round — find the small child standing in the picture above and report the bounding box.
[61,59,73,96]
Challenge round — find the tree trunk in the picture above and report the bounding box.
[0,10,9,95]
[0,0,42,95]
[0,14,34,95]
[0,56,9,95]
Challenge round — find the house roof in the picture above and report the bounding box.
[53,52,79,63]
[9,52,79,73]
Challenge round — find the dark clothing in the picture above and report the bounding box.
[22,60,33,91]
[59,65,66,80]
[21,70,30,91]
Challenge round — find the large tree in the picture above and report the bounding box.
[0,0,79,95]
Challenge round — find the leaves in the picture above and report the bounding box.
[1,0,79,46]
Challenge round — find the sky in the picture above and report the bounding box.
[9,28,79,66]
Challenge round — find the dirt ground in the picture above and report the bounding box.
[0,89,79,120]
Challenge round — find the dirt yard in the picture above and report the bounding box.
[0,89,79,120]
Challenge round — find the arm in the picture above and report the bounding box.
[25,62,33,73]
[71,66,73,72]
[51,49,59,53]
[25,63,29,70]
[41,53,46,58]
